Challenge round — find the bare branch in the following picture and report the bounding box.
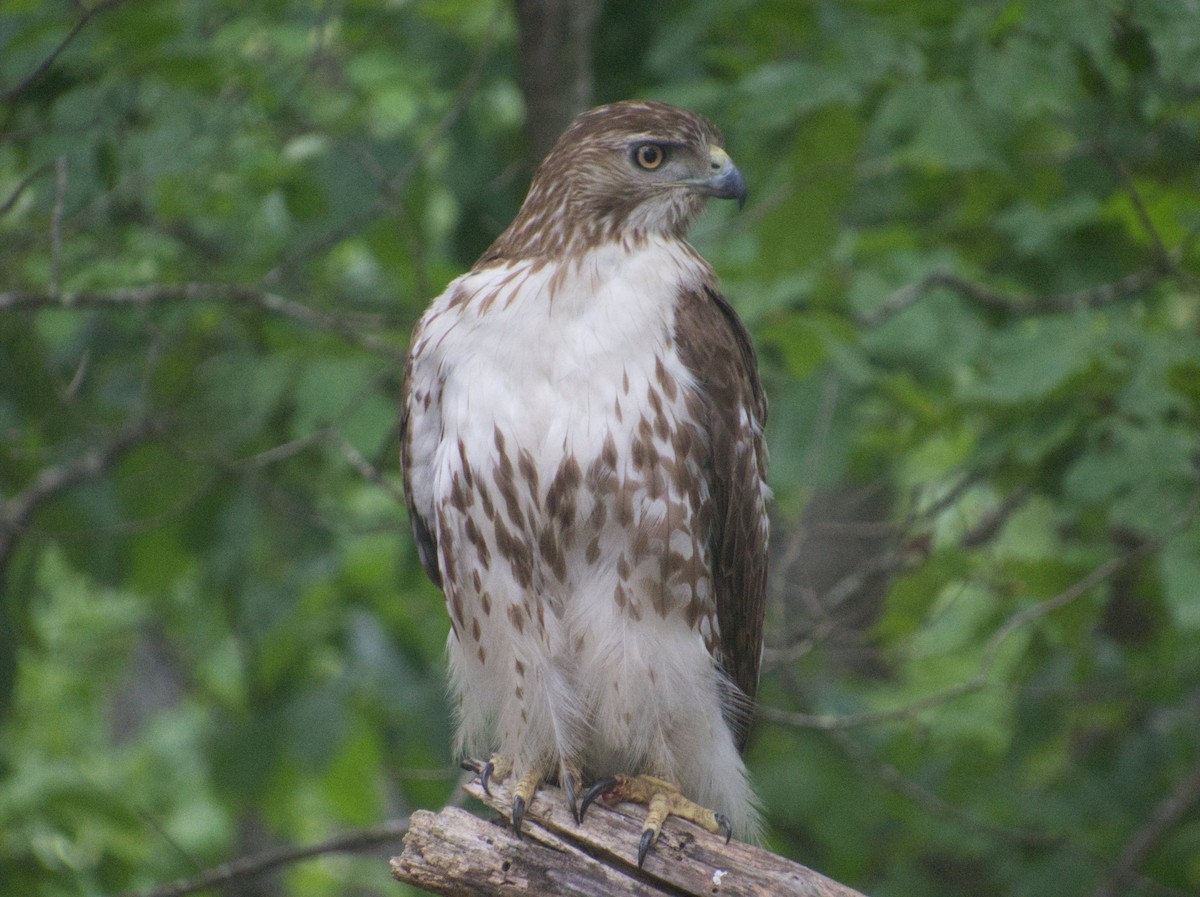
[117,819,410,897]
[760,531,1167,731]
[390,5,506,202]
[1091,758,1200,897]
[331,430,407,504]
[0,161,55,217]
[828,728,1196,897]
[0,416,164,572]
[958,487,1030,549]
[234,430,330,469]
[0,284,405,357]
[860,262,1174,328]
[761,616,839,668]
[1097,149,1189,287]
[1053,256,1190,306]
[0,0,131,103]
[275,3,505,277]
[978,537,1160,670]
[50,156,67,297]
[63,348,91,401]
[758,679,985,732]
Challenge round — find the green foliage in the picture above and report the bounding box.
[2,2,1199,897]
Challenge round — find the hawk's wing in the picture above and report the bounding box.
[675,282,769,752]
[400,328,442,590]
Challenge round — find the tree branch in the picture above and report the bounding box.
[117,819,410,897]
[1113,164,1173,269]
[958,487,1031,549]
[50,156,66,297]
[1090,758,1200,897]
[860,262,1174,328]
[393,765,868,896]
[0,284,405,357]
[513,0,601,164]
[0,161,55,217]
[0,416,164,573]
[827,727,1196,897]
[273,3,504,278]
[0,0,131,104]
[331,430,407,504]
[760,531,1167,731]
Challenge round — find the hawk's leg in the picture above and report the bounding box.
[580,773,732,867]
[474,754,583,836]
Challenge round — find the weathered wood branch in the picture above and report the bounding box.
[392,769,867,897]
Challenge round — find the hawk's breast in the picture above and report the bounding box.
[410,238,719,645]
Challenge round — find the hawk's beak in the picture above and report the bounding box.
[694,145,747,210]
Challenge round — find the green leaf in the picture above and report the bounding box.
[963,316,1104,404]
[757,310,851,378]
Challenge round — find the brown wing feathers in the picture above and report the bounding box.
[674,281,768,750]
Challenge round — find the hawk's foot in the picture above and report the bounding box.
[470,754,582,836]
[579,773,732,867]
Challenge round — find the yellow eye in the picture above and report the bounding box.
[634,144,665,170]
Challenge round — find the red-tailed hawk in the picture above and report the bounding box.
[401,100,768,865]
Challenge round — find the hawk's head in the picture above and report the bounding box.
[486,101,746,261]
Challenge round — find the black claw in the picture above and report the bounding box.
[563,771,580,824]
[480,760,495,797]
[511,794,526,839]
[637,828,657,868]
[579,777,617,821]
[716,813,733,844]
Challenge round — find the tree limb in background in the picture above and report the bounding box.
[1090,759,1200,897]
[759,520,1179,732]
[0,416,164,574]
[50,156,66,297]
[1098,150,1196,288]
[859,261,1176,329]
[513,0,600,165]
[117,819,411,897]
[827,728,1196,897]
[763,474,1017,675]
[0,161,55,217]
[332,431,407,505]
[0,284,405,358]
[0,0,131,104]
[274,3,505,279]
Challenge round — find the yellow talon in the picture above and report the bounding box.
[479,754,513,796]
[510,767,545,838]
[473,755,561,838]
[579,773,732,867]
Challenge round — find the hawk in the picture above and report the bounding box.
[401,100,768,865]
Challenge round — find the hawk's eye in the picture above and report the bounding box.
[634,144,665,170]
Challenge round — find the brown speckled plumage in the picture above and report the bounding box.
[400,100,768,839]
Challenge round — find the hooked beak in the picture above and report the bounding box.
[691,145,747,209]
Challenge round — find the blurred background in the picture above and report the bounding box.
[2,2,1199,896]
